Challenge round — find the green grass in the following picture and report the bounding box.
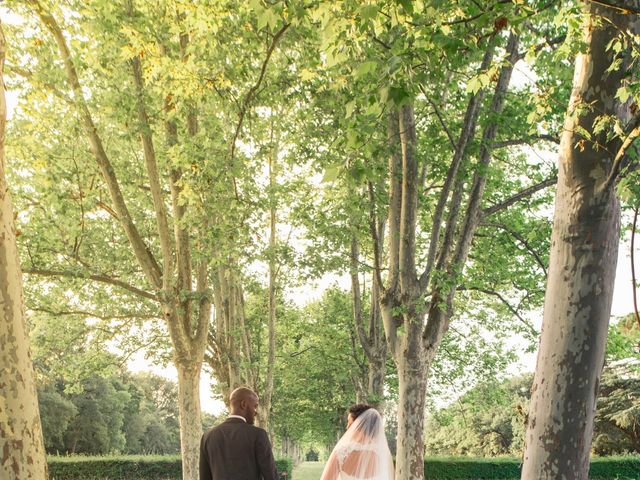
[293,461,325,480]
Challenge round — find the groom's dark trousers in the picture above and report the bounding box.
[199,417,277,480]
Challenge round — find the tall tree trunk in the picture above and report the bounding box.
[260,131,278,432]
[522,3,639,479]
[394,341,428,480]
[176,360,203,480]
[0,22,48,479]
[367,266,386,402]
[209,264,252,400]
[367,354,385,401]
[350,227,387,405]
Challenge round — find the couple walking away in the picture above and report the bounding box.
[199,387,394,480]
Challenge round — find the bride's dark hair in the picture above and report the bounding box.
[348,403,375,420]
[348,404,381,440]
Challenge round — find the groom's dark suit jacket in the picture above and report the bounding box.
[199,417,277,480]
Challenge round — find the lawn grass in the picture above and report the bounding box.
[293,461,325,480]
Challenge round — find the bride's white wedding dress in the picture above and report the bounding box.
[320,409,395,480]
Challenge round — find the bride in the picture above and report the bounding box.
[320,404,395,480]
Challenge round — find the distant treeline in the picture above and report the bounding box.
[425,369,640,457]
[38,372,218,455]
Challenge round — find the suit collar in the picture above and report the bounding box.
[226,415,247,423]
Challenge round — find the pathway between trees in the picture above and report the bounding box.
[292,461,324,480]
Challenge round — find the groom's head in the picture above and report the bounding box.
[230,387,259,424]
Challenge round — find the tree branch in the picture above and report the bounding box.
[386,110,401,289]
[26,0,163,289]
[482,175,557,217]
[350,232,374,359]
[419,41,497,292]
[450,32,520,288]
[126,0,173,292]
[398,104,419,291]
[5,64,73,105]
[493,134,560,149]
[480,220,548,275]
[460,286,539,337]
[23,268,158,301]
[604,116,640,191]
[29,306,159,321]
[515,35,566,62]
[422,89,456,151]
[229,23,290,165]
[442,0,512,26]
[588,0,640,15]
[632,207,640,329]
[368,180,385,291]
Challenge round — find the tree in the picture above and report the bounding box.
[0,19,48,479]
[36,372,183,455]
[425,374,532,457]
[593,373,640,455]
[38,386,78,454]
[306,3,563,477]
[522,3,640,478]
[7,0,298,475]
[11,0,212,475]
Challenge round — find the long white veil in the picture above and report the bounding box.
[320,408,394,480]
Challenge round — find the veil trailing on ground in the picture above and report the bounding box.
[320,408,395,480]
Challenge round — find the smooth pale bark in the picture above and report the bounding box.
[209,263,259,407]
[522,4,639,479]
[394,335,428,479]
[0,22,48,479]
[350,230,387,404]
[259,136,278,432]
[177,361,203,480]
[367,348,386,401]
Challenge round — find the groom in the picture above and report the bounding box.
[199,387,277,480]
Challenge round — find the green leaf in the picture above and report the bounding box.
[616,86,631,103]
[389,86,411,106]
[355,61,377,79]
[248,0,262,12]
[396,0,414,15]
[258,8,278,31]
[299,68,316,81]
[574,125,592,140]
[322,166,341,183]
[466,77,482,94]
[365,102,382,117]
[346,129,359,148]
[345,100,356,118]
[325,48,348,68]
[359,5,378,22]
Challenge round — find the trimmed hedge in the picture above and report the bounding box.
[48,455,294,479]
[48,455,181,479]
[588,457,640,480]
[423,456,640,479]
[276,458,293,479]
[425,457,519,479]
